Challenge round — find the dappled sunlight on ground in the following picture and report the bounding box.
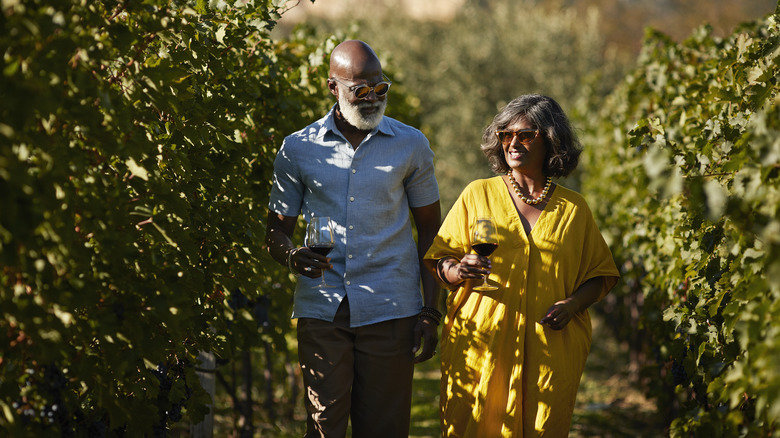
[244,313,664,437]
[410,354,442,438]
[570,315,665,437]
[409,314,665,438]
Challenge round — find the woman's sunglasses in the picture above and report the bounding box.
[330,75,392,99]
[495,129,539,146]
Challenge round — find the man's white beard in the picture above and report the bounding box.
[337,88,387,131]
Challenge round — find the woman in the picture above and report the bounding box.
[424,94,619,437]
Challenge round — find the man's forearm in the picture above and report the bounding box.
[411,201,442,309]
[265,212,298,266]
[266,229,294,266]
[417,230,440,309]
[420,264,440,308]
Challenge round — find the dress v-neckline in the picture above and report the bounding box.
[498,176,554,238]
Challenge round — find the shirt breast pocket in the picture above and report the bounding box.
[357,164,405,204]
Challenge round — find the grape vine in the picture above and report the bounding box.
[579,4,780,435]
[0,0,336,435]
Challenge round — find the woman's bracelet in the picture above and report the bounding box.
[419,306,443,325]
[287,247,301,275]
[436,257,449,282]
[436,257,462,288]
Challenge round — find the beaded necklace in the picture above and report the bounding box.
[507,171,551,205]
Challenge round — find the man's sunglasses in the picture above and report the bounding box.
[495,129,539,146]
[330,75,392,99]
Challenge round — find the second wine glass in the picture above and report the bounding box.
[472,217,499,291]
[306,216,335,289]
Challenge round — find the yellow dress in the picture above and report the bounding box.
[424,177,619,437]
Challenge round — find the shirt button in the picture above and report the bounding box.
[352,169,356,174]
[349,225,354,230]
[349,196,355,202]
[346,281,351,286]
[348,254,353,259]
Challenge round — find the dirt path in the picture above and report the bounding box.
[571,315,666,437]
[410,314,666,437]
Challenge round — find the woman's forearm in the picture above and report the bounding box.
[567,276,604,313]
[436,256,465,290]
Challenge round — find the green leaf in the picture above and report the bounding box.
[126,158,149,181]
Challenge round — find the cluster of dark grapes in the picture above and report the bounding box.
[254,295,270,328]
[227,289,250,310]
[671,359,689,386]
[152,358,193,436]
[87,418,108,437]
[13,364,77,435]
[111,300,126,322]
[42,364,69,425]
[13,359,196,436]
[14,364,135,437]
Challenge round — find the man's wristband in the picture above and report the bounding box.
[419,306,443,325]
[286,247,301,275]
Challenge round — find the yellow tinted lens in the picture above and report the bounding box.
[374,82,389,96]
[353,85,370,98]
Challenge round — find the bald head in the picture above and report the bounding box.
[329,40,383,82]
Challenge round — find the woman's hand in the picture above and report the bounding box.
[540,299,579,330]
[540,277,605,330]
[454,254,492,280]
[437,255,492,287]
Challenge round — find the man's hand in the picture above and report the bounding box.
[412,317,439,363]
[289,247,332,278]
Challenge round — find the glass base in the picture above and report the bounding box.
[313,284,337,289]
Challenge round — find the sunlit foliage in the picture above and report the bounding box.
[579,5,780,435]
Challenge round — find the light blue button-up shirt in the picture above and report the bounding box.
[269,106,440,327]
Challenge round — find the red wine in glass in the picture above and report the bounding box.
[309,244,334,256]
[472,242,498,257]
[472,217,499,291]
[306,217,336,288]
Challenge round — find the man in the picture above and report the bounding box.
[265,40,442,437]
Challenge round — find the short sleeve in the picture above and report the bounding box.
[424,183,473,262]
[404,137,440,208]
[576,202,620,300]
[268,138,304,217]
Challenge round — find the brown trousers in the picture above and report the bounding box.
[297,298,417,437]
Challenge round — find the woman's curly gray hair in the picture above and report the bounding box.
[480,94,582,177]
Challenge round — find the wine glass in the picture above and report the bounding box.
[305,216,335,289]
[472,217,499,291]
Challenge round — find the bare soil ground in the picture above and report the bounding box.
[409,314,667,437]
